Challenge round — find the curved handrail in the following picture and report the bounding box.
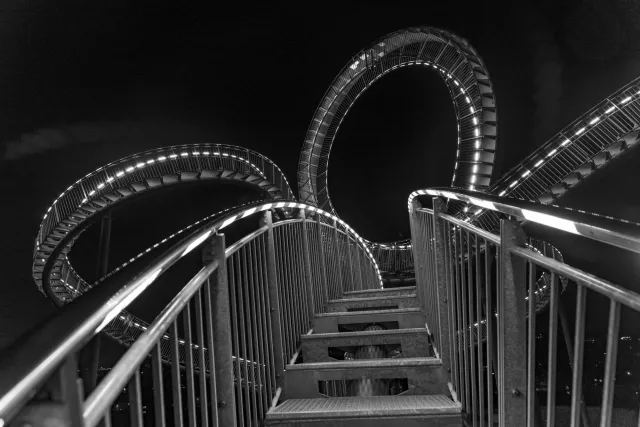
[410,187,640,254]
[34,143,295,304]
[0,200,381,424]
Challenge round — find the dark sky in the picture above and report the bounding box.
[2,0,640,348]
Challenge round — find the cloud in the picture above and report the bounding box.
[3,120,215,161]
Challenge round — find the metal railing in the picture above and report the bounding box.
[0,201,381,427]
[410,187,640,427]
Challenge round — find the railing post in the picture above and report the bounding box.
[315,215,330,305]
[210,233,236,427]
[409,198,426,308]
[263,211,286,393]
[498,219,527,427]
[331,219,344,295]
[353,236,364,291]
[432,197,452,381]
[298,210,316,324]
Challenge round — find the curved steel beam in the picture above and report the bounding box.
[298,26,498,218]
[33,144,294,304]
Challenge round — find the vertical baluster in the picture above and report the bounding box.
[484,239,494,427]
[466,230,478,426]
[445,222,460,398]
[570,285,587,427]
[453,227,467,412]
[459,227,471,413]
[546,272,559,427]
[346,233,355,292]
[275,227,292,359]
[228,256,244,427]
[193,290,208,427]
[331,220,343,296]
[299,211,316,322]
[498,219,527,427]
[263,211,285,395]
[211,234,236,427]
[202,262,220,427]
[152,342,167,427]
[316,216,331,304]
[183,301,197,427]
[475,236,486,427]
[254,237,271,414]
[285,224,302,350]
[237,248,251,426]
[432,197,452,381]
[600,301,621,426]
[526,262,536,427]
[247,241,263,424]
[129,369,143,427]
[170,322,184,427]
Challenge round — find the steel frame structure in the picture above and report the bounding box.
[33,143,294,304]
[297,26,498,217]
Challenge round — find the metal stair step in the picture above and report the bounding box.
[265,395,462,426]
[285,357,447,398]
[314,308,425,333]
[326,294,418,313]
[343,286,416,299]
[301,328,430,362]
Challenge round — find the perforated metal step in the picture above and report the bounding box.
[343,286,416,299]
[265,395,461,426]
[301,328,430,362]
[314,308,425,333]
[327,294,418,313]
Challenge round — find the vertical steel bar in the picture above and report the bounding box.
[466,230,478,427]
[58,354,84,427]
[453,227,467,412]
[152,342,167,427]
[459,227,471,413]
[258,235,276,400]
[228,256,244,427]
[526,262,536,427]
[249,241,264,424]
[242,246,259,426]
[252,238,270,416]
[445,222,460,400]
[299,211,316,322]
[475,236,486,427]
[170,322,184,427]
[316,216,331,301]
[237,248,251,426]
[331,220,343,296]
[484,239,494,427]
[129,369,143,427]
[263,211,286,394]
[432,197,452,378]
[600,301,621,427]
[570,285,588,427]
[194,289,209,427]
[498,219,528,426]
[211,234,236,427]
[183,301,197,427]
[346,234,355,292]
[546,273,559,427]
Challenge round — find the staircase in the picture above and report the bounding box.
[265,286,462,426]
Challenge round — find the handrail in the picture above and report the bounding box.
[411,187,640,254]
[0,200,382,425]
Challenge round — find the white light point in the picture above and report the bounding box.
[547,149,557,157]
[605,106,615,114]
[589,117,600,125]
[116,171,124,177]
[522,170,530,177]
[575,127,585,135]
[621,96,631,104]
[534,160,543,167]
[561,139,570,146]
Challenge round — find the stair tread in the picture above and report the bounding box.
[302,327,427,340]
[344,286,415,295]
[328,294,416,303]
[316,307,421,317]
[267,395,461,419]
[288,356,440,371]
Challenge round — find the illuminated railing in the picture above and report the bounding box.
[410,187,640,426]
[33,144,294,303]
[0,201,381,427]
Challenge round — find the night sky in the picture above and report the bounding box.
[2,0,640,349]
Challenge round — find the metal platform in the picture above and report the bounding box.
[326,294,419,313]
[301,327,430,362]
[314,308,425,333]
[343,286,417,299]
[265,395,462,426]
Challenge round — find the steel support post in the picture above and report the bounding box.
[80,212,111,397]
[263,211,286,393]
[431,197,452,380]
[558,293,591,427]
[298,210,315,324]
[331,219,343,295]
[498,219,527,426]
[409,199,425,309]
[210,233,236,427]
[315,216,330,302]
